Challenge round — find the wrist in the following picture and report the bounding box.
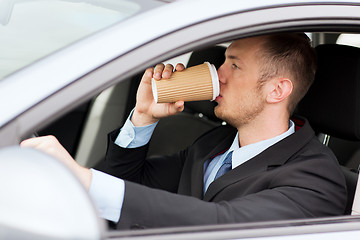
[77,167,92,190]
[131,108,158,127]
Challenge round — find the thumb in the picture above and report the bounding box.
[168,101,184,115]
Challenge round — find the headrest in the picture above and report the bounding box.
[185,46,226,122]
[187,45,226,69]
[297,44,360,140]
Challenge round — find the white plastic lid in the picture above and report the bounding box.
[205,62,220,100]
[151,78,158,103]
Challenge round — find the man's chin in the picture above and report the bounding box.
[214,106,224,120]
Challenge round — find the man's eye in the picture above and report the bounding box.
[232,64,239,69]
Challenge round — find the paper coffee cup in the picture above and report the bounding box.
[151,62,219,103]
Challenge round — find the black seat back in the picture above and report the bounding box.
[297,44,360,215]
[298,44,360,140]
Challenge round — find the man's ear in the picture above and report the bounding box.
[266,78,293,104]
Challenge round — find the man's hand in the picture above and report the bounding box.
[131,63,185,126]
[20,136,92,190]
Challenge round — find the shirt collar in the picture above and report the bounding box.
[229,120,295,169]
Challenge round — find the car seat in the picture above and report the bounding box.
[296,44,360,215]
[147,46,226,157]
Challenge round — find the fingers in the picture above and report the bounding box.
[175,63,185,71]
[153,63,185,80]
[163,64,175,79]
[20,135,59,149]
[153,63,175,80]
[153,64,164,80]
[153,64,165,80]
[20,135,71,163]
[21,136,92,190]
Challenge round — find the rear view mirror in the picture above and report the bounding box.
[0,146,105,240]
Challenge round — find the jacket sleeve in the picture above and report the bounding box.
[103,128,187,193]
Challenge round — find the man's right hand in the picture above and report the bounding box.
[131,63,185,127]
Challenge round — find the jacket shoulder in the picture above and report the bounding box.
[192,125,236,145]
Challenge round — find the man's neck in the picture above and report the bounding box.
[237,114,290,147]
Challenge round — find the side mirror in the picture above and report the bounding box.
[0,146,105,239]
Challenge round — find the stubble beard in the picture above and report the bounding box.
[214,91,265,128]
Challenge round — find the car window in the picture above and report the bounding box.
[337,33,360,48]
[0,0,141,80]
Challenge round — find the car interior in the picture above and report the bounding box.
[296,43,360,214]
[36,32,360,219]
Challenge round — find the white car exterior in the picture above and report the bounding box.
[1,0,360,239]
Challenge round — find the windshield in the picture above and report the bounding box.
[0,0,149,79]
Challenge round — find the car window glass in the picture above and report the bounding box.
[0,0,141,80]
[337,33,360,48]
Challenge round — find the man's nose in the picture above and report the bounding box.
[217,64,226,84]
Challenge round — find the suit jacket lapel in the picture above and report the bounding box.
[203,117,314,201]
[203,150,268,201]
[190,129,236,199]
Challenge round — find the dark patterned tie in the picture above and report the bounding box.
[214,151,233,180]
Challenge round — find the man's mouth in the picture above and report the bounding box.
[215,94,222,102]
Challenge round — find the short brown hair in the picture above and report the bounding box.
[257,33,317,115]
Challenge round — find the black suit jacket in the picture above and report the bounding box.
[104,117,347,229]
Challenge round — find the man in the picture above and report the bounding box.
[21,33,347,229]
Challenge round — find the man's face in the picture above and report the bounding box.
[214,37,267,128]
